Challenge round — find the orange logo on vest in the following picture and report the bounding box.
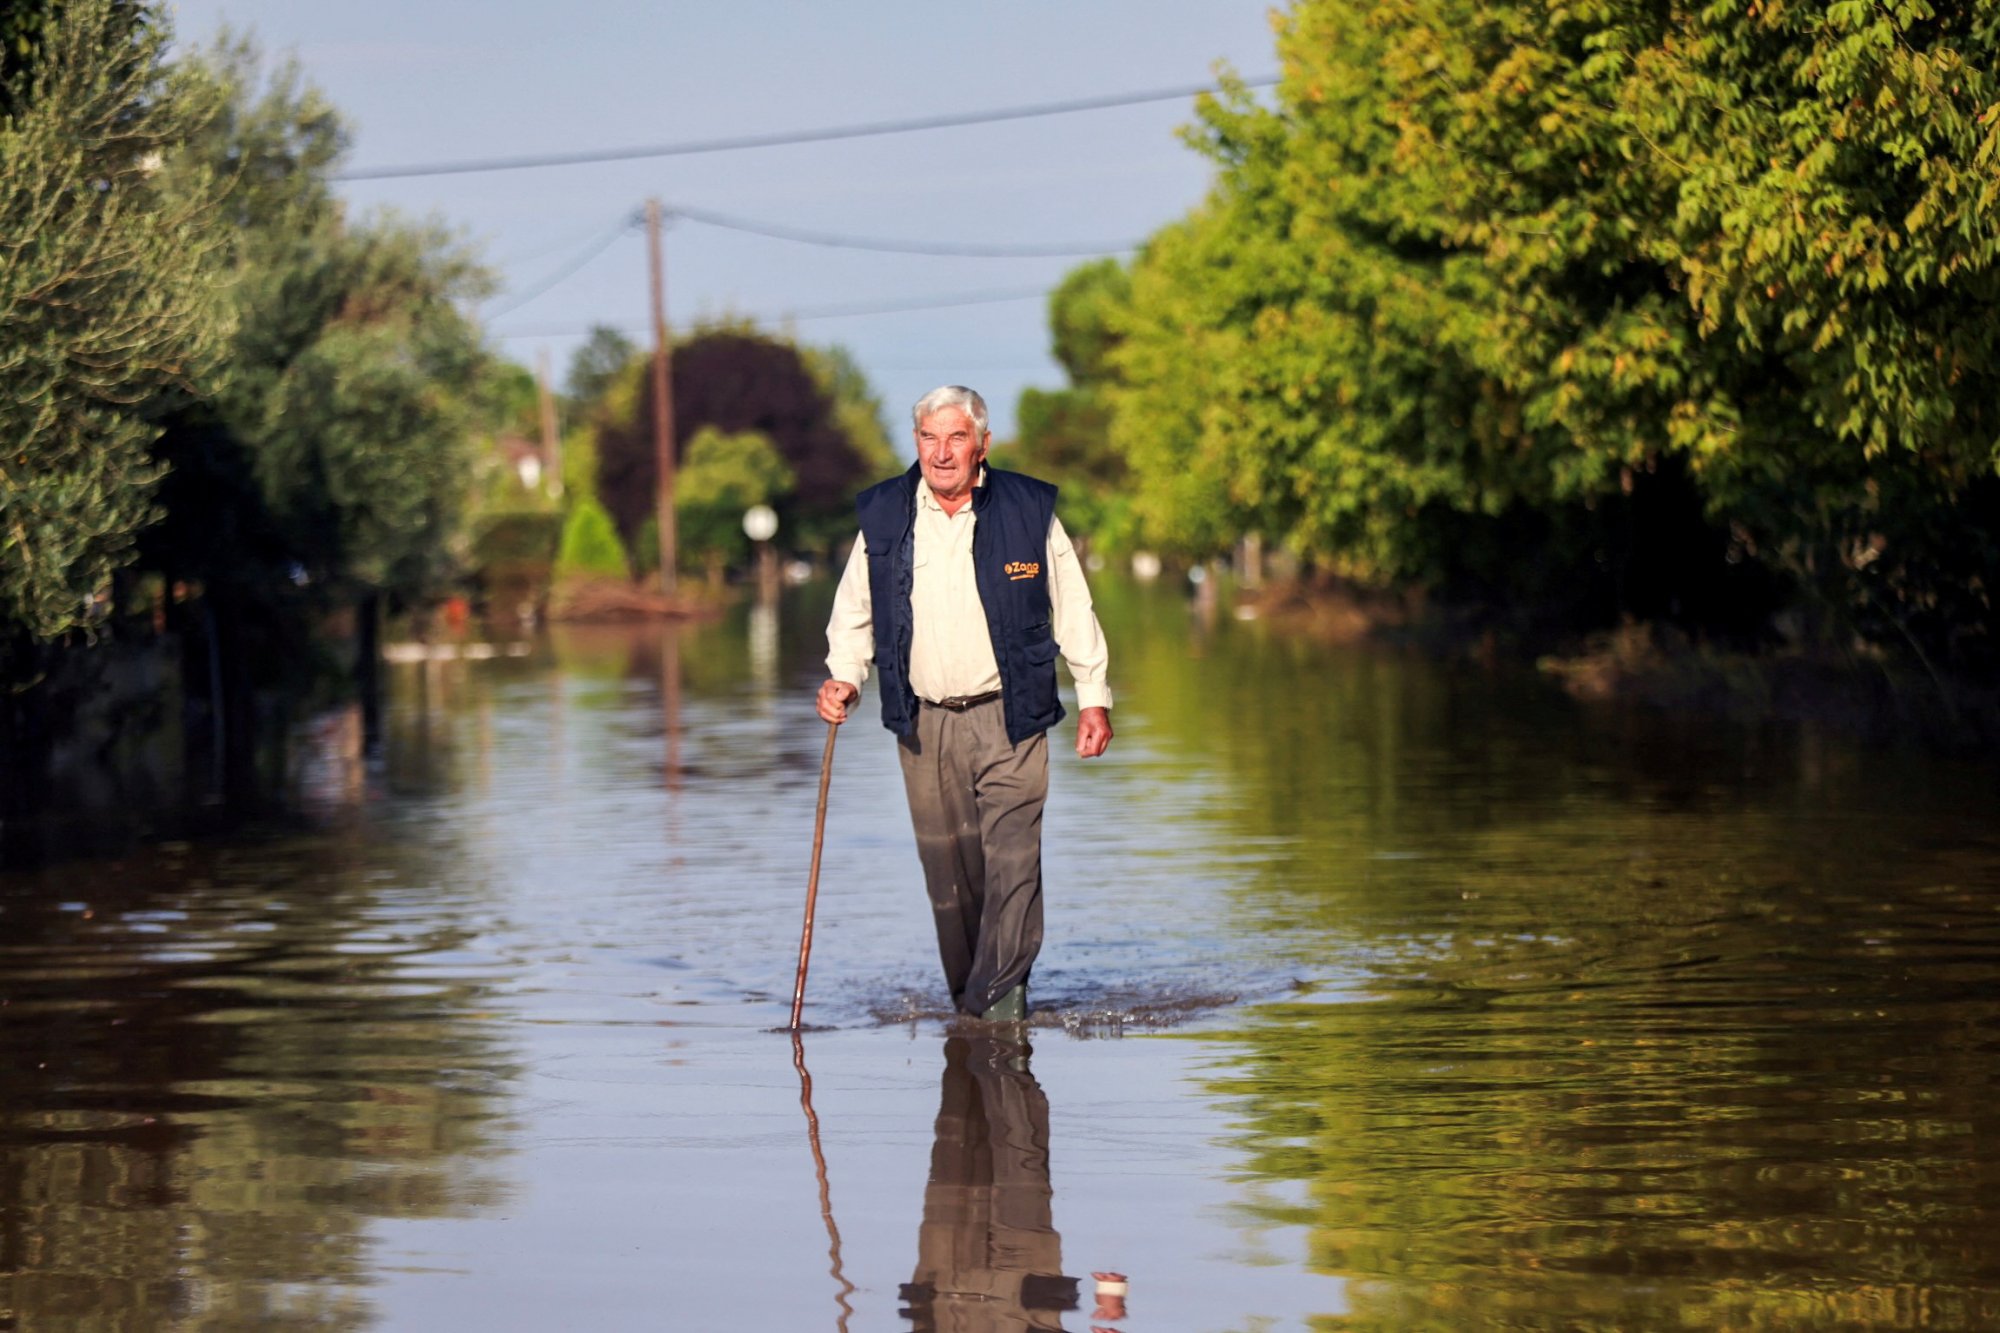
[1004,561,1041,581]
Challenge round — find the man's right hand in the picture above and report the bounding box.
[816,679,859,724]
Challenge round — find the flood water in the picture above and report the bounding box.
[3,575,1999,1331]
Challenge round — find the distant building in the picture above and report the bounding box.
[495,432,545,491]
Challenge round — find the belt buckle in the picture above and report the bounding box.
[933,691,995,711]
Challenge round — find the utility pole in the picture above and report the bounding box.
[646,198,678,596]
[535,347,562,498]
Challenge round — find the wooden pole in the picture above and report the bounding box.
[646,198,678,595]
[788,721,839,1030]
[535,347,562,498]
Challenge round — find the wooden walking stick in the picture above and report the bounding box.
[789,720,839,1030]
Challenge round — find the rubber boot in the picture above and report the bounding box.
[980,984,1027,1023]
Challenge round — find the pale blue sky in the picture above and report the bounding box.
[161,1,1282,440]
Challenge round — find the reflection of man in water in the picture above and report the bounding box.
[817,385,1113,1023]
[899,1036,1078,1330]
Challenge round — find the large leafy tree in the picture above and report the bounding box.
[0,0,145,117]
[675,426,794,578]
[1625,0,2000,661]
[593,325,884,557]
[0,0,231,647]
[1114,1,2000,664]
[803,342,898,479]
[0,0,59,116]
[563,324,639,408]
[1006,258,1135,546]
[144,40,497,617]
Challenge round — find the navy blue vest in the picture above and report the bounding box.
[854,464,1065,746]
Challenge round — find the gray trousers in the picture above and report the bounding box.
[897,699,1048,1015]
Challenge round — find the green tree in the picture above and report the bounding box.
[146,39,497,612]
[487,360,540,442]
[592,324,881,557]
[674,426,794,580]
[1113,47,1530,572]
[1005,258,1136,548]
[805,342,898,476]
[0,0,231,648]
[1113,1,2000,666]
[0,0,58,115]
[1048,256,1130,387]
[564,323,639,411]
[554,494,629,580]
[1615,0,2000,662]
[0,0,146,117]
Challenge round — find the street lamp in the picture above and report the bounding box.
[742,504,779,601]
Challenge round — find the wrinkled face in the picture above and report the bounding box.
[915,407,989,504]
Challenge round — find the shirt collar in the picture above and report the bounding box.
[915,466,987,513]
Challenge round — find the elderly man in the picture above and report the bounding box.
[817,385,1113,1023]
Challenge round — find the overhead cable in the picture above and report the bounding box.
[782,285,1050,319]
[490,285,1050,339]
[495,214,648,269]
[337,74,1280,181]
[480,212,640,319]
[666,203,1135,257]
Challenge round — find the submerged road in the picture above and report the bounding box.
[3,578,1998,1329]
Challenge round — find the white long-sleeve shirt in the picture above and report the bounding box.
[824,476,1112,711]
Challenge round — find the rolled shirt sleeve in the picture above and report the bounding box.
[824,533,874,692]
[1047,516,1112,712]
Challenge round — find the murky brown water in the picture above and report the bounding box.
[3,577,1997,1330]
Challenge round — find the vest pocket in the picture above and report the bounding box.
[1018,627,1060,721]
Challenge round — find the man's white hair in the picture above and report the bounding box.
[911,385,989,436]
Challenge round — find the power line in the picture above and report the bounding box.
[336,74,1280,182]
[478,189,1131,331]
[480,212,640,319]
[665,203,1134,257]
[494,214,645,269]
[489,285,1050,339]
[475,192,1129,330]
[785,285,1049,320]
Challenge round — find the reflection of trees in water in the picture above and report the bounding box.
[901,1036,1077,1332]
[0,832,515,1330]
[1209,947,2000,1329]
[1125,579,2000,1327]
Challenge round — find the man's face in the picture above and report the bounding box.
[915,407,989,504]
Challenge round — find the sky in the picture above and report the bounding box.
[160,0,1284,442]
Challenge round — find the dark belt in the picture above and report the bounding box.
[923,689,1004,712]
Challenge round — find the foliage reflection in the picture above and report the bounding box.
[0,833,512,1330]
[1119,581,2000,1329]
